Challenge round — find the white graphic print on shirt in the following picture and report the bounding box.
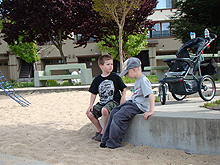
[99,80,114,105]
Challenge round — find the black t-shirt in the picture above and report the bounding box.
[89,72,127,105]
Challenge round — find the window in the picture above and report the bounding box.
[76,34,95,42]
[77,34,82,41]
[45,60,63,64]
[162,22,170,37]
[148,22,171,38]
[156,0,172,9]
[152,23,161,38]
[88,37,95,42]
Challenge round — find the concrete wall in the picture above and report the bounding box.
[148,9,177,21]
[0,39,10,79]
[123,114,220,155]
[0,37,9,54]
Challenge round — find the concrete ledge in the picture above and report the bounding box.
[123,98,220,155]
[0,83,138,95]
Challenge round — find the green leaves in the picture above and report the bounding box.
[170,0,220,52]
[0,0,101,64]
[96,31,147,60]
[125,33,147,57]
[9,36,39,63]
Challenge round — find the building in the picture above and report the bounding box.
[0,0,183,81]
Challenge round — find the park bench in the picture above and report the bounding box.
[34,63,92,87]
[144,53,220,80]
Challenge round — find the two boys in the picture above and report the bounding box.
[86,55,154,148]
[100,57,155,149]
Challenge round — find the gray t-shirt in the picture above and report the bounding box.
[132,75,153,112]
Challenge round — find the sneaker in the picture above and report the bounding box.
[91,132,100,139]
[94,133,102,142]
[100,143,107,148]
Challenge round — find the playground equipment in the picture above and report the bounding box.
[0,71,31,107]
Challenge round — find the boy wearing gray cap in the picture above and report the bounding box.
[100,57,155,149]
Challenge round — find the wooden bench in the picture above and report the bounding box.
[145,53,220,80]
[34,63,92,87]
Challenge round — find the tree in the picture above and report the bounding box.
[92,0,157,71]
[0,0,100,83]
[170,0,220,52]
[9,36,39,64]
[0,19,39,70]
[96,32,147,60]
[0,0,98,64]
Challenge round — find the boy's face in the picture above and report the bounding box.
[99,59,113,73]
[126,68,136,79]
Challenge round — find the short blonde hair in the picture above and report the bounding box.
[98,55,113,65]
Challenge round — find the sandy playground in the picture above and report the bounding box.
[0,90,219,165]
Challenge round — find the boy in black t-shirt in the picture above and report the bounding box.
[86,55,127,141]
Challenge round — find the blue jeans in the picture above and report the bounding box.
[101,101,142,148]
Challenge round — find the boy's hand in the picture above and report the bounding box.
[143,111,153,120]
[86,105,93,114]
[120,97,126,104]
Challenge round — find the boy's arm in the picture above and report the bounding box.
[86,93,97,114]
[143,93,154,120]
[120,88,126,104]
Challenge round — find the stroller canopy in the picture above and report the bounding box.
[176,37,206,57]
[167,37,206,73]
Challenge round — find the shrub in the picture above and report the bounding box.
[122,76,136,83]
[155,96,160,102]
[46,80,60,86]
[15,82,33,88]
[60,80,73,86]
[147,75,158,83]
[122,75,158,83]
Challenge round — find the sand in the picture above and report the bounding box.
[0,90,219,165]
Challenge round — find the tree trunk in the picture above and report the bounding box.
[58,44,67,64]
[119,25,123,72]
[58,46,72,84]
[50,32,72,85]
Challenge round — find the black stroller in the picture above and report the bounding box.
[158,33,217,105]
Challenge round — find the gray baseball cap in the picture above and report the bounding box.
[119,57,141,77]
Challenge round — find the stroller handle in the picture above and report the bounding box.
[210,33,217,39]
[200,33,217,43]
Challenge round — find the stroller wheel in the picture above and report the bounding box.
[171,93,186,101]
[159,84,166,105]
[199,75,216,101]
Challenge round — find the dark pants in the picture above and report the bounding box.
[101,101,142,149]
